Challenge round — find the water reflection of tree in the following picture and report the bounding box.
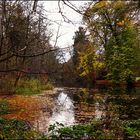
[108,94,139,120]
[73,89,107,123]
[73,88,139,128]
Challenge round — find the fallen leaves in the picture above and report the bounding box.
[0,93,54,125]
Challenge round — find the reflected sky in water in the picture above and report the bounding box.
[33,87,140,133]
[48,92,75,126]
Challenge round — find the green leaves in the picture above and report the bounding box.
[122,119,140,138]
[105,23,137,84]
[83,1,139,85]
[78,48,95,77]
[0,118,42,140]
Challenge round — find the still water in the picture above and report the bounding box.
[33,87,140,133]
[49,92,75,126]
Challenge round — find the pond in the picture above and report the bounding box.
[33,87,140,133]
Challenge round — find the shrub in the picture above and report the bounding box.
[0,118,44,139]
[47,119,140,139]
[122,119,140,138]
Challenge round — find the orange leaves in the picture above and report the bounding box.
[117,20,125,26]
[113,1,125,10]
[90,1,108,13]
[117,19,132,27]
[0,94,54,124]
[3,96,40,122]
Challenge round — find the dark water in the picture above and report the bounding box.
[33,87,140,133]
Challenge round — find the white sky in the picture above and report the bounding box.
[41,1,90,48]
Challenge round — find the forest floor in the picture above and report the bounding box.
[0,89,57,126]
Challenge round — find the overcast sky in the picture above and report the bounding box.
[42,1,90,48]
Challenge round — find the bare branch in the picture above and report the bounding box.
[58,0,74,24]
[13,49,57,58]
[0,68,57,75]
[0,54,14,63]
[33,0,38,12]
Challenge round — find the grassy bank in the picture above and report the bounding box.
[15,79,54,95]
[0,98,139,139]
[0,77,54,95]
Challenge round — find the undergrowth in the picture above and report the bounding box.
[0,118,44,140]
[47,119,140,140]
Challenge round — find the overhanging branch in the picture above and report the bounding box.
[0,68,57,75]
[13,49,57,58]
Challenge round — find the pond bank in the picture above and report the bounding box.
[0,89,57,129]
[0,87,140,139]
[95,80,140,87]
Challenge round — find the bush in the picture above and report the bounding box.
[47,121,106,139]
[122,119,140,138]
[0,118,44,139]
[47,119,140,139]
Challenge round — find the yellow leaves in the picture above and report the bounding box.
[93,61,105,70]
[127,20,133,28]
[117,20,125,26]
[90,1,108,13]
[84,0,108,17]
[95,1,107,9]
[112,1,125,10]
[77,42,106,77]
[78,47,95,77]
[117,19,133,27]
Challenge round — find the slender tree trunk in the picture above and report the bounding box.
[14,72,22,87]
